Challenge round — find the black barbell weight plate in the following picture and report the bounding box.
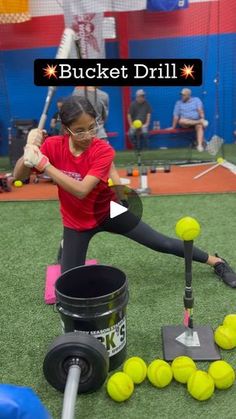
[43,332,109,394]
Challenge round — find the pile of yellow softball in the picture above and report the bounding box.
[106,356,147,402]
[106,353,235,403]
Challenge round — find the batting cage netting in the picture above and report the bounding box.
[0,0,235,164]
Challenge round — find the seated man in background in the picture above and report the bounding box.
[171,88,208,152]
[127,89,152,150]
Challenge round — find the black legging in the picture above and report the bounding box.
[61,213,208,273]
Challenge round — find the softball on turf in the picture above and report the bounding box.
[14,180,23,187]
[132,119,143,129]
[187,370,215,401]
[106,372,134,402]
[223,314,236,332]
[171,356,197,384]
[123,356,147,384]
[147,359,173,388]
[208,360,235,390]
[214,325,236,350]
[175,216,201,241]
[217,157,224,164]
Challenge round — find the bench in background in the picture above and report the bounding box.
[149,128,194,136]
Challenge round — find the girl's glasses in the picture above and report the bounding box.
[66,122,99,140]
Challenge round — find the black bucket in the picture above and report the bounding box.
[55,264,129,371]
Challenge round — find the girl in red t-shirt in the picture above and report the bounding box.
[14,96,236,288]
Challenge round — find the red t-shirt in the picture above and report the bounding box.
[40,134,115,231]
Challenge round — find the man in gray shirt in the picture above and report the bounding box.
[72,86,120,186]
[72,86,109,139]
[127,89,152,149]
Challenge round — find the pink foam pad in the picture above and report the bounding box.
[44,259,98,304]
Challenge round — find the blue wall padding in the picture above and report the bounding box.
[0,34,235,154]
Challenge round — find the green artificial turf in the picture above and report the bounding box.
[1,194,236,418]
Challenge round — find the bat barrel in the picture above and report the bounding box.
[38,87,56,130]
[38,28,75,130]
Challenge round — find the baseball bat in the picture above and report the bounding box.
[38,28,75,130]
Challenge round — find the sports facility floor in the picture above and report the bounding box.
[1,147,236,418]
[1,145,236,201]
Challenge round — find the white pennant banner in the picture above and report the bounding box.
[62,0,147,58]
[68,13,105,58]
[62,0,147,14]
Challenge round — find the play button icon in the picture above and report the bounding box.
[94,184,143,234]
[110,200,128,219]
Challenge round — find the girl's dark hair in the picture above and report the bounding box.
[59,95,97,126]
